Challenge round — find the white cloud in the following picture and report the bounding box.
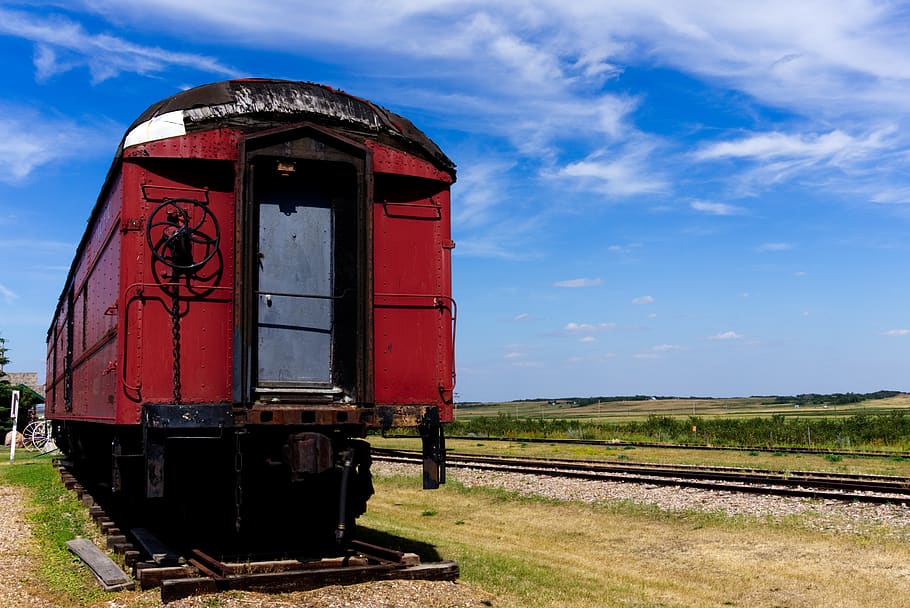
[652,344,681,352]
[455,213,548,260]
[454,158,515,228]
[23,1,910,217]
[0,283,18,303]
[579,336,596,343]
[881,329,910,337]
[695,130,885,163]
[0,8,239,83]
[556,139,668,196]
[513,313,531,321]
[708,331,743,340]
[693,127,899,193]
[756,242,794,253]
[632,295,654,305]
[512,361,544,368]
[90,1,910,119]
[564,322,616,332]
[871,187,910,205]
[690,200,746,216]
[554,278,603,288]
[0,110,119,182]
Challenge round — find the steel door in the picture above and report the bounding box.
[256,176,334,385]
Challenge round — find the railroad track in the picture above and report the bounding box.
[372,448,910,505]
[435,435,910,459]
[55,461,457,602]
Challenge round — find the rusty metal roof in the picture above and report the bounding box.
[125,79,454,171]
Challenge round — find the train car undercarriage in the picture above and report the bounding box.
[54,402,445,548]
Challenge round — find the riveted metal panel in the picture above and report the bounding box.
[369,142,455,417]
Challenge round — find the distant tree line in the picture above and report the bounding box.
[772,391,901,407]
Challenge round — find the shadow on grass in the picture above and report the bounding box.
[356,526,443,562]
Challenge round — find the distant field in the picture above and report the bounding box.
[455,394,910,422]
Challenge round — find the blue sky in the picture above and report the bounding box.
[2,1,910,401]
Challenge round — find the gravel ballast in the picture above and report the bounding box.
[373,461,910,539]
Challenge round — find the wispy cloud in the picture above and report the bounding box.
[0,8,239,83]
[694,127,899,193]
[881,329,910,337]
[554,278,602,288]
[708,331,743,340]
[756,242,794,253]
[695,130,887,164]
[632,295,654,305]
[0,109,119,182]
[0,239,75,251]
[564,322,616,332]
[0,283,18,303]
[690,200,746,216]
[556,138,668,196]
[652,344,681,352]
[454,158,516,228]
[56,0,910,206]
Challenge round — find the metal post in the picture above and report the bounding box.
[9,390,20,463]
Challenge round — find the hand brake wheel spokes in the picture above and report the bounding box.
[146,198,220,275]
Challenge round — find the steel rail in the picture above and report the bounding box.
[430,435,910,459]
[372,448,910,505]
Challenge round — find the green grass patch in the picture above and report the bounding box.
[0,455,106,605]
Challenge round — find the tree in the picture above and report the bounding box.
[0,334,8,375]
[0,334,11,435]
[0,335,41,436]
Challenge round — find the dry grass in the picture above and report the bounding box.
[362,473,910,608]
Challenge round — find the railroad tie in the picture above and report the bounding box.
[66,538,136,592]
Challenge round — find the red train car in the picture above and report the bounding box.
[45,79,456,542]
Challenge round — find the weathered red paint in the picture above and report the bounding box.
[368,141,455,422]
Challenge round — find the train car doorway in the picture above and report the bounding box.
[248,155,361,400]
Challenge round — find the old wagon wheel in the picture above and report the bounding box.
[23,420,51,450]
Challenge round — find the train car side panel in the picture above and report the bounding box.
[48,173,124,422]
[119,131,237,410]
[369,142,455,416]
[46,305,68,415]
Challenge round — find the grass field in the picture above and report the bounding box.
[362,472,910,608]
[454,394,910,422]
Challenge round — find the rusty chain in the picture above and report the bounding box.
[171,294,182,405]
